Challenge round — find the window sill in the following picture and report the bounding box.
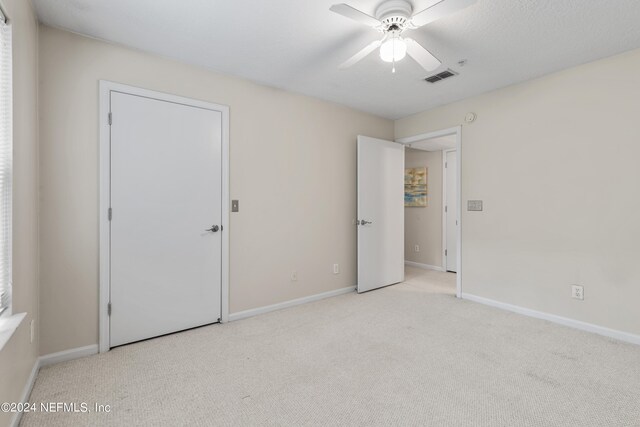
[0,312,26,352]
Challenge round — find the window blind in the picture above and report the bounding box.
[0,18,12,316]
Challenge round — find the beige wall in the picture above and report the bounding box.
[0,0,39,426]
[405,148,442,268]
[396,47,640,336]
[38,26,393,355]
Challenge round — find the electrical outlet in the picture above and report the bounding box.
[333,264,340,274]
[30,319,35,343]
[415,245,420,252]
[291,271,298,281]
[571,285,584,300]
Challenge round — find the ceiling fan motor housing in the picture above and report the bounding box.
[375,0,413,31]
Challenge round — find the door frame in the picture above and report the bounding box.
[442,148,457,273]
[396,126,462,297]
[98,81,230,353]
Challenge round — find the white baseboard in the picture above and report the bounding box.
[9,344,99,426]
[462,293,640,346]
[7,286,350,426]
[229,286,356,322]
[39,344,99,367]
[10,359,39,427]
[404,260,445,272]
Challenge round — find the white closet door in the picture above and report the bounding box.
[110,91,222,347]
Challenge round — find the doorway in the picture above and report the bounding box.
[397,127,461,296]
[99,82,230,352]
[355,127,461,297]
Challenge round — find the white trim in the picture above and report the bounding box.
[442,148,456,272]
[9,358,39,427]
[220,100,230,323]
[396,127,460,145]
[462,293,640,346]
[456,127,462,297]
[0,312,25,351]
[98,81,110,353]
[98,81,231,352]
[10,344,100,426]
[404,260,445,272]
[397,126,462,297]
[441,149,447,272]
[229,286,356,322]
[39,344,99,367]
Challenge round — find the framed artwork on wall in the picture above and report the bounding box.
[405,167,427,207]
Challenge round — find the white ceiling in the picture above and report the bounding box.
[33,0,640,119]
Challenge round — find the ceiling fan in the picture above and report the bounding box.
[330,0,476,73]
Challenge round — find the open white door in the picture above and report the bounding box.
[357,136,405,293]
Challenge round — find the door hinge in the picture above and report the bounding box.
[108,207,112,221]
[108,112,112,125]
[107,302,111,316]
[445,206,448,213]
[445,162,448,168]
[445,249,448,256]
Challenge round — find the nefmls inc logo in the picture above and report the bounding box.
[40,402,89,413]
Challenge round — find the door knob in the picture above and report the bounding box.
[360,220,373,225]
[205,225,220,232]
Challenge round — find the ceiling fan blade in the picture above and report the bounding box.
[405,38,441,72]
[330,4,381,28]
[339,40,383,69]
[410,0,476,28]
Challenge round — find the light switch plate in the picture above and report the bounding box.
[231,200,239,212]
[467,200,483,211]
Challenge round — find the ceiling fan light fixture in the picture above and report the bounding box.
[331,0,476,71]
[379,35,407,63]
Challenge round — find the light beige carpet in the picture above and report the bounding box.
[22,267,640,426]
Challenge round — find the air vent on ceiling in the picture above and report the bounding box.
[425,69,458,83]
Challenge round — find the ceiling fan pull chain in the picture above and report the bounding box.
[392,37,396,73]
